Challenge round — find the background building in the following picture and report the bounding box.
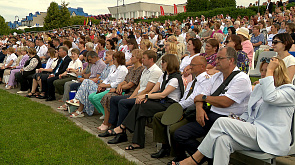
[108,1,186,19]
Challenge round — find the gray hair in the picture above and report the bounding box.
[85,42,94,50]
[59,46,68,54]
[187,31,196,38]
[213,33,224,43]
[220,47,237,65]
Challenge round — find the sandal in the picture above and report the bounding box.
[70,110,84,118]
[66,99,80,106]
[98,129,117,137]
[57,104,67,110]
[173,155,199,165]
[125,144,143,150]
[36,93,46,99]
[25,92,35,98]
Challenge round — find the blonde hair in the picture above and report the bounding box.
[167,35,177,43]
[165,41,176,54]
[131,49,143,63]
[140,39,152,50]
[273,57,291,87]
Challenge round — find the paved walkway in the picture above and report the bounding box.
[2,85,295,165]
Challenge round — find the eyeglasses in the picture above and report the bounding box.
[260,57,271,63]
[272,40,283,45]
[216,56,231,60]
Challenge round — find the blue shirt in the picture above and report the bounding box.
[251,33,265,52]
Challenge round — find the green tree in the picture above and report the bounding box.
[187,0,210,12]
[59,1,71,27]
[70,16,100,26]
[44,2,60,30]
[0,15,10,35]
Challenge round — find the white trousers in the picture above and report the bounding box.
[198,117,262,165]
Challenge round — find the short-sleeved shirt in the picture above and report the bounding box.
[200,67,252,116]
[124,66,145,93]
[157,73,182,102]
[90,59,107,78]
[180,53,200,72]
[251,33,265,52]
[138,64,163,93]
[179,72,210,109]
[67,59,83,77]
[283,55,295,82]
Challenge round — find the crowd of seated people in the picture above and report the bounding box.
[0,2,295,164]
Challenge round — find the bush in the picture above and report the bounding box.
[9,29,24,34]
[24,27,45,33]
[135,7,256,23]
[70,16,100,26]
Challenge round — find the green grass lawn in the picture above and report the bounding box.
[0,89,135,165]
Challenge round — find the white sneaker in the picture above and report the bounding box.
[17,91,28,94]
[99,115,105,120]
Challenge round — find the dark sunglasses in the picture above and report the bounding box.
[260,57,271,63]
[224,40,231,44]
[272,40,283,45]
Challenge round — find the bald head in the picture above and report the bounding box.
[190,56,207,76]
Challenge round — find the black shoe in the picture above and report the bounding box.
[107,133,128,144]
[151,148,170,158]
[98,129,117,137]
[46,96,56,101]
[37,95,47,99]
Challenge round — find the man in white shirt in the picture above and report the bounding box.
[151,56,210,159]
[173,47,252,163]
[149,32,157,46]
[99,50,163,138]
[36,39,48,60]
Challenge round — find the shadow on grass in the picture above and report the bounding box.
[0,89,136,165]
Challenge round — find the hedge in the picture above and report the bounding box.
[135,7,256,23]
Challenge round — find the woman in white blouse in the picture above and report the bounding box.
[180,38,202,87]
[273,33,295,84]
[70,51,128,118]
[106,54,184,150]
[0,47,17,83]
[53,48,83,96]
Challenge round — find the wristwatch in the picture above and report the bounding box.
[202,95,207,101]
[145,94,148,99]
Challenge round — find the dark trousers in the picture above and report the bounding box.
[0,69,4,80]
[40,74,50,94]
[70,82,81,91]
[174,111,226,156]
[108,95,133,126]
[15,72,33,91]
[46,76,59,99]
[122,99,173,147]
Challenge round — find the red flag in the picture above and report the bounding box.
[83,19,86,25]
[174,4,177,14]
[184,6,186,12]
[160,6,164,16]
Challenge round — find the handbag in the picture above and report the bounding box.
[183,71,241,122]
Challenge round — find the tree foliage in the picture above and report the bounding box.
[44,1,71,30]
[44,2,60,30]
[59,1,71,27]
[0,15,10,35]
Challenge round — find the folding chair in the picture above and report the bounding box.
[249,51,277,77]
